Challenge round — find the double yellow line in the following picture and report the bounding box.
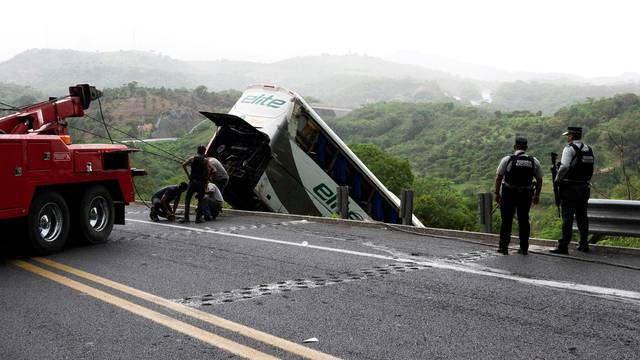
[11,258,341,360]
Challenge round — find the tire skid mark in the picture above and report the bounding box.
[173,262,432,307]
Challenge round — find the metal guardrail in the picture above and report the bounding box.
[576,199,640,239]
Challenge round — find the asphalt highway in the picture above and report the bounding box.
[1,204,639,359]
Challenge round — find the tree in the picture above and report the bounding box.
[127,81,139,96]
[412,176,478,230]
[14,94,38,107]
[194,85,208,99]
[349,143,414,195]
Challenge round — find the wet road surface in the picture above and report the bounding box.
[2,204,639,359]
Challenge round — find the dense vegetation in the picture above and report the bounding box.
[327,94,640,197]
[0,83,44,116]
[67,83,240,142]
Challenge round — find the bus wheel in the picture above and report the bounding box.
[77,185,115,244]
[27,191,70,254]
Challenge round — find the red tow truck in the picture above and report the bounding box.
[0,84,144,254]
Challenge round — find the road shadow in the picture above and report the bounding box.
[0,219,98,261]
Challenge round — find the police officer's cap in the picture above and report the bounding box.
[514,136,528,146]
[562,126,582,136]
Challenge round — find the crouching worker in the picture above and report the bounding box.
[202,182,224,221]
[150,182,188,222]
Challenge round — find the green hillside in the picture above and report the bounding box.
[66,83,240,141]
[327,94,640,201]
[0,83,44,116]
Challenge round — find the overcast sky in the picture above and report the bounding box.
[2,0,638,77]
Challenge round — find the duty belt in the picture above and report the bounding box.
[502,182,533,191]
[560,180,590,187]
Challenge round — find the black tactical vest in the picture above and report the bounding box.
[504,154,535,187]
[565,143,594,182]
[190,155,207,181]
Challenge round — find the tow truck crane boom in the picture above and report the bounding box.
[0,84,101,135]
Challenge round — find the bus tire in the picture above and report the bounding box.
[77,185,115,244]
[27,191,70,255]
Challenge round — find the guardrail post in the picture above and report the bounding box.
[400,189,414,225]
[478,193,493,233]
[336,186,350,219]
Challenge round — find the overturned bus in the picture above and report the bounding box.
[202,84,424,227]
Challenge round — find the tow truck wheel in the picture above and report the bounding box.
[77,185,115,244]
[27,191,70,255]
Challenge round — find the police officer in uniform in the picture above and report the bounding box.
[179,145,210,223]
[551,126,595,254]
[494,136,543,255]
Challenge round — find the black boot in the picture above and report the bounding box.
[496,248,508,255]
[149,208,159,222]
[577,244,590,252]
[550,247,568,255]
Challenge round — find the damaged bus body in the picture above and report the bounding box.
[202,84,423,227]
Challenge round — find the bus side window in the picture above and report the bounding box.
[315,133,327,165]
[351,172,362,200]
[385,206,399,224]
[295,113,319,154]
[332,154,348,185]
[325,141,340,173]
[371,193,384,221]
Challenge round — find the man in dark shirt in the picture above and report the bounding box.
[150,182,188,221]
[179,145,210,223]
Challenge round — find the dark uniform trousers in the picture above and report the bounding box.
[559,184,590,249]
[184,180,205,220]
[499,187,533,250]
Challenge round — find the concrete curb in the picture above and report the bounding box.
[132,202,640,257]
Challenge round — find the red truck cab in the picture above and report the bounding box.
[0,85,144,254]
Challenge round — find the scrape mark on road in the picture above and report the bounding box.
[173,262,432,307]
[362,242,497,264]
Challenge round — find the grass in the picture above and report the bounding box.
[598,237,640,249]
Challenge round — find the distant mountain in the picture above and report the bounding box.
[0,49,482,106]
[0,49,211,95]
[387,50,640,85]
[1,49,640,113]
[387,50,514,82]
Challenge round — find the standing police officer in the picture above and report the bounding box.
[551,127,595,254]
[494,136,543,255]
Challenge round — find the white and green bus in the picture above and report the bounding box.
[202,84,423,226]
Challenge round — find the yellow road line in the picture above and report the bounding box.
[11,259,278,360]
[33,257,342,360]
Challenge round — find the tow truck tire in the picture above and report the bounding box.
[77,185,115,244]
[27,191,70,255]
